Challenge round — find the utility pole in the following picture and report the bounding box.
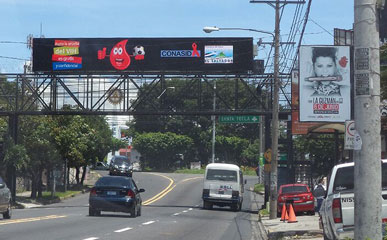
[211,81,216,163]
[354,0,382,239]
[250,0,305,220]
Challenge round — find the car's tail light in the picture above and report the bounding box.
[332,198,342,223]
[90,188,97,197]
[306,194,313,200]
[202,189,209,197]
[232,191,239,198]
[127,189,135,198]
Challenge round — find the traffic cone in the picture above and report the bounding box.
[280,204,289,222]
[287,204,298,223]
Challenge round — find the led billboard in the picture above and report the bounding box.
[32,38,253,74]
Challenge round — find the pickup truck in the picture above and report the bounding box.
[319,160,387,239]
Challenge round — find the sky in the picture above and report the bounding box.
[0,0,354,73]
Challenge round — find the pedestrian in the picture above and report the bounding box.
[313,178,326,212]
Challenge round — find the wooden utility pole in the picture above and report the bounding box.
[354,0,382,239]
[250,0,305,220]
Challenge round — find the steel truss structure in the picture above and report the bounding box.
[0,73,291,117]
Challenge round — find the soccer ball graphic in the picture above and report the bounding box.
[133,45,145,56]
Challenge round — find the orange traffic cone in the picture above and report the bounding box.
[280,204,289,222]
[287,204,298,223]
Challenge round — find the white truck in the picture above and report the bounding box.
[319,160,387,239]
[202,163,245,211]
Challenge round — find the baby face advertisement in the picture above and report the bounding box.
[299,45,351,122]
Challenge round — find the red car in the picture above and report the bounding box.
[277,184,315,217]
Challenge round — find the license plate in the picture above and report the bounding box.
[293,197,299,201]
[107,191,116,196]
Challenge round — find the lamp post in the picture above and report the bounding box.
[157,87,175,99]
[204,25,280,219]
[211,81,216,163]
[203,26,274,39]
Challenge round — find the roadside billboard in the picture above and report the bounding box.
[291,70,333,134]
[299,46,351,122]
[32,38,253,74]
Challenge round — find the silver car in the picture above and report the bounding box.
[0,176,11,219]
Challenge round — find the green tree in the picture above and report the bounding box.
[132,132,193,170]
[128,78,263,166]
[216,135,249,166]
[293,134,338,177]
[19,116,60,198]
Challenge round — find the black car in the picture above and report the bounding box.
[109,156,133,177]
[0,176,11,219]
[89,176,144,217]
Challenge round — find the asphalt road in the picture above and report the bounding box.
[0,171,264,240]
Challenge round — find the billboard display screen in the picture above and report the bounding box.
[299,45,351,122]
[32,38,253,73]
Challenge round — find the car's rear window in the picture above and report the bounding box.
[112,157,130,165]
[333,162,387,192]
[96,177,132,188]
[206,169,237,182]
[281,186,308,193]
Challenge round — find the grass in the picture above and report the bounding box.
[41,190,82,200]
[259,208,269,216]
[15,185,89,207]
[174,168,205,174]
[173,166,258,176]
[254,183,264,193]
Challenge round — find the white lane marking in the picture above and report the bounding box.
[83,238,99,240]
[142,221,155,225]
[114,227,133,233]
[195,204,199,207]
[182,210,188,213]
[173,213,180,216]
[188,208,193,211]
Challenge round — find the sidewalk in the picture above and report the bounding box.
[258,214,323,240]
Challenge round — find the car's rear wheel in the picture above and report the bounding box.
[308,210,315,216]
[130,203,137,218]
[3,201,11,219]
[89,206,100,216]
[231,203,240,212]
[137,204,141,216]
[203,201,212,210]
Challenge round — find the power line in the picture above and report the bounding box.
[308,18,334,37]
[0,56,29,61]
[0,41,27,44]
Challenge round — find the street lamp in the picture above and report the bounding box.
[157,87,175,99]
[204,25,280,218]
[203,26,274,39]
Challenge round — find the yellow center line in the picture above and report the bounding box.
[142,173,174,205]
[180,176,203,183]
[0,215,67,225]
[142,174,204,205]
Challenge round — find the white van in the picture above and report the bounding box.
[202,163,245,211]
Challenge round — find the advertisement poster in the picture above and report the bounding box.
[299,46,351,122]
[291,70,333,134]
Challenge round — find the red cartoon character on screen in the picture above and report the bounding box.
[98,40,145,70]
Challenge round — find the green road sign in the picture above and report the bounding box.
[219,115,260,124]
